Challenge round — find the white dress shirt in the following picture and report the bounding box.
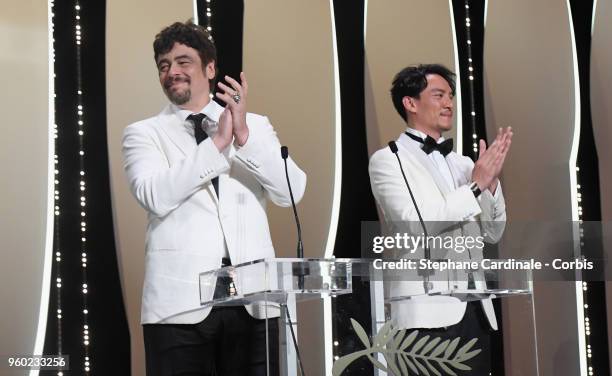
[404,127,455,190]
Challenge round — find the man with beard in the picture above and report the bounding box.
[122,21,306,376]
[368,64,511,374]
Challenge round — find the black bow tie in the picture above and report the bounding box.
[405,132,453,156]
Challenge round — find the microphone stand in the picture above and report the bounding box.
[281,146,306,290]
[388,141,433,293]
[280,303,306,376]
[280,146,306,376]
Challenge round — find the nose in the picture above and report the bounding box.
[168,62,182,77]
[445,95,453,109]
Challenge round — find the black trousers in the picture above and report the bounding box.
[411,301,492,375]
[143,307,279,376]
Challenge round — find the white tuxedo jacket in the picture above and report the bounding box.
[122,100,306,324]
[369,131,506,329]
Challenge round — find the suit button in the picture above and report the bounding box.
[200,174,205,179]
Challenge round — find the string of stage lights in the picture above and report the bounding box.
[205,0,213,33]
[51,1,92,374]
[73,2,93,373]
[49,2,65,374]
[463,0,480,158]
[577,173,594,376]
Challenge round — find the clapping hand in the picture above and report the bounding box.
[216,72,249,146]
[471,127,513,193]
[212,107,234,151]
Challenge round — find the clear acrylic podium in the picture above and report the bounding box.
[199,258,537,375]
[199,258,353,307]
[350,258,538,376]
[199,258,355,376]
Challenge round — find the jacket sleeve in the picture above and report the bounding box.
[368,149,482,236]
[122,122,230,217]
[460,156,507,243]
[477,182,507,243]
[233,116,307,207]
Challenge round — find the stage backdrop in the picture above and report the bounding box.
[0,0,51,365]
[365,0,460,156]
[590,0,612,368]
[484,0,581,374]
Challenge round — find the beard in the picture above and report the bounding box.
[163,76,191,105]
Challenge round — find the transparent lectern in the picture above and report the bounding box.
[199,258,354,376]
[352,258,538,376]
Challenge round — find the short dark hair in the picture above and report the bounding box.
[153,21,217,86]
[390,64,456,121]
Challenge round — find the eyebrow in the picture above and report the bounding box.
[157,54,194,67]
[174,54,193,61]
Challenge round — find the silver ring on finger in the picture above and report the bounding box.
[232,93,241,104]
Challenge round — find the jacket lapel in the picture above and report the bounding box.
[156,104,222,205]
[157,105,197,157]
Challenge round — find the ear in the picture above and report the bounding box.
[402,96,417,114]
[205,61,216,80]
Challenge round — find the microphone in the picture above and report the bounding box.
[281,146,304,259]
[388,141,433,292]
[388,141,398,153]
